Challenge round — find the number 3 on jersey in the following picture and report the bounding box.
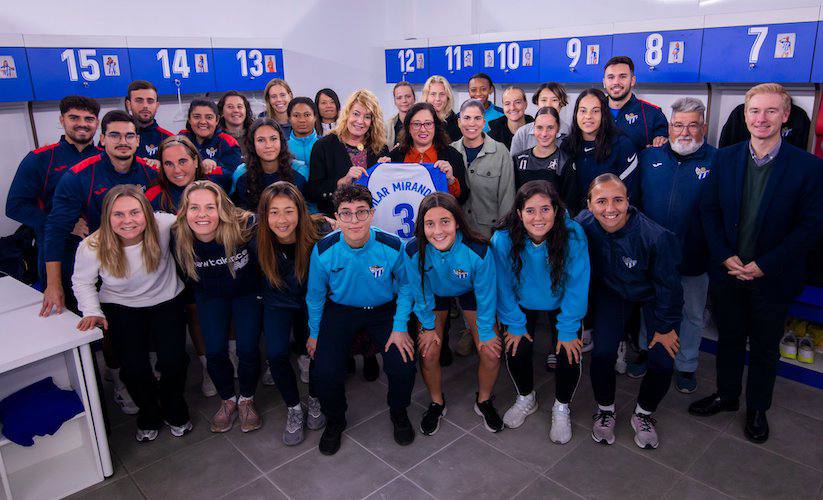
[393,203,415,239]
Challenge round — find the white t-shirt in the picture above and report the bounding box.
[72,212,184,317]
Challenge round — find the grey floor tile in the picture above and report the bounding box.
[406,434,535,500]
[132,435,260,499]
[772,376,823,422]
[111,411,216,473]
[366,476,435,500]
[341,375,401,427]
[730,405,823,470]
[226,402,323,472]
[513,477,582,499]
[658,391,740,432]
[688,435,822,499]
[664,477,733,500]
[268,436,399,500]
[546,439,682,499]
[221,477,287,499]
[347,405,466,472]
[66,476,144,500]
[614,406,720,470]
[82,451,129,493]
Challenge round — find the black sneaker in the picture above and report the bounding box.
[319,420,346,455]
[474,394,504,433]
[439,342,453,367]
[420,400,447,436]
[363,355,379,382]
[390,409,415,445]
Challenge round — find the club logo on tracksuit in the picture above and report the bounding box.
[145,144,158,156]
[205,147,217,158]
[453,268,469,279]
[622,256,637,269]
[652,162,663,168]
[369,265,384,278]
[624,113,638,125]
[694,166,710,180]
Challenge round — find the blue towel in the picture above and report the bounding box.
[0,378,84,446]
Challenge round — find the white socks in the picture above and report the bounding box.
[598,404,616,413]
[635,404,652,416]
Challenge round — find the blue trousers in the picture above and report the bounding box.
[262,305,314,407]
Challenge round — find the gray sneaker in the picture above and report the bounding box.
[305,395,326,431]
[591,410,616,445]
[135,428,158,443]
[630,412,659,449]
[283,405,305,446]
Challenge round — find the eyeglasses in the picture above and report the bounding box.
[337,208,371,222]
[106,132,138,142]
[411,121,435,131]
[670,123,702,133]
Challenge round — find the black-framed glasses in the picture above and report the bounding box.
[337,208,371,222]
[670,123,702,133]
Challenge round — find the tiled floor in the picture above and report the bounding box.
[70,328,823,500]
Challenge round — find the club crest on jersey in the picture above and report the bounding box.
[453,268,469,280]
[205,147,217,158]
[624,113,638,125]
[622,256,637,269]
[145,144,158,156]
[369,265,385,278]
[694,166,710,180]
[652,162,663,168]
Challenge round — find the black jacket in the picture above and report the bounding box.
[388,144,470,205]
[719,103,811,150]
[307,133,389,215]
[444,111,462,143]
[488,115,534,151]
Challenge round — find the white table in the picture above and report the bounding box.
[0,277,42,315]
[0,280,111,500]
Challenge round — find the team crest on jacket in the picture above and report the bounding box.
[652,162,663,168]
[205,147,217,158]
[369,265,385,278]
[146,144,158,156]
[694,166,710,180]
[622,256,637,269]
[453,268,469,279]
[624,113,638,125]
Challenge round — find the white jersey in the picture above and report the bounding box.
[356,162,448,240]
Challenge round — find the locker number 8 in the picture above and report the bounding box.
[645,33,663,67]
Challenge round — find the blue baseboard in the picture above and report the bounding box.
[700,337,823,390]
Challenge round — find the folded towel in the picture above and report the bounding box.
[0,378,84,446]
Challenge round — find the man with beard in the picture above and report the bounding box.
[634,97,716,394]
[6,96,101,286]
[41,110,157,317]
[603,56,668,151]
[124,80,173,167]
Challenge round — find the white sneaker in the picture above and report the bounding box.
[550,402,572,444]
[581,329,594,353]
[261,368,276,386]
[201,371,217,398]
[165,421,193,437]
[135,428,158,442]
[298,355,311,384]
[114,385,139,415]
[503,391,538,429]
[780,332,798,360]
[798,336,815,364]
[615,341,627,374]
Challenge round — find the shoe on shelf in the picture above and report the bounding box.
[474,394,504,433]
[779,332,798,360]
[630,412,659,449]
[420,400,447,436]
[261,367,276,386]
[797,336,815,364]
[744,409,769,443]
[545,353,557,373]
[298,354,311,384]
[114,385,139,415]
[283,405,305,446]
[549,402,572,444]
[675,371,698,394]
[210,399,238,433]
[615,341,628,375]
[439,342,453,367]
[238,398,262,433]
[503,391,538,429]
[305,395,326,431]
[688,393,739,416]
[319,420,346,455]
[627,351,648,379]
[201,371,217,398]
[390,409,415,445]
[166,420,193,438]
[581,329,594,353]
[363,355,380,382]
[454,328,474,357]
[591,409,616,445]
[135,428,158,443]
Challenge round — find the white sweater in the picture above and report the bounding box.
[72,212,184,317]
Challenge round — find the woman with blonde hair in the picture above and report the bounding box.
[73,185,190,443]
[306,89,390,216]
[423,75,460,142]
[261,78,294,138]
[173,180,263,434]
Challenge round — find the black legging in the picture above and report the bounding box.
[505,309,581,404]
